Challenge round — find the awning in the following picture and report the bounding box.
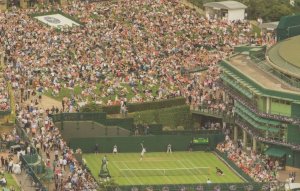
[265,147,287,158]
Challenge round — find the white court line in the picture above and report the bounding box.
[186,159,209,181]
[113,159,178,163]
[111,161,134,185]
[177,160,202,182]
[111,161,122,169]
[122,161,144,185]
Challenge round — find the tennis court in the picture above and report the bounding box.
[84,151,244,185]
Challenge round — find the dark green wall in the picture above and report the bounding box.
[287,124,300,144]
[128,105,191,129]
[56,121,131,141]
[291,102,300,118]
[69,134,224,153]
[293,151,300,168]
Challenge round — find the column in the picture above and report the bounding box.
[266,97,270,113]
[20,0,27,8]
[243,130,247,148]
[0,0,7,12]
[223,92,227,103]
[252,137,257,152]
[234,125,238,142]
[60,0,67,5]
[0,50,4,66]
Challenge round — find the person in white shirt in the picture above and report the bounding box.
[0,176,7,186]
[63,158,67,170]
[207,178,212,184]
[112,145,118,154]
[140,144,146,161]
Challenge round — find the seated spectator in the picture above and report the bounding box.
[0,176,7,186]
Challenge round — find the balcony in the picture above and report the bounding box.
[218,80,300,124]
[235,119,300,151]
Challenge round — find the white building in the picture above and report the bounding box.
[204,1,247,21]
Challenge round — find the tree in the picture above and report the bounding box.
[79,102,102,112]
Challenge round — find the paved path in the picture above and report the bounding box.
[38,95,62,111]
[278,168,300,183]
[10,95,62,191]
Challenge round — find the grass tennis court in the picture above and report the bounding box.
[84,151,244,185]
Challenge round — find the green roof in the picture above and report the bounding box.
[221,75,253,99]
[220,61,300,101]
[264,147,287,158]
[235,101,281,126]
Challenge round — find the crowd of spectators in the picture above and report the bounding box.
[217,138,279,182]
[0,79,10,111]
[16,97,98,190]
[0,0,256,109]
[0,0,287,189]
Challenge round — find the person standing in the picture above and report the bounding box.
[94,144,99,154]
[167,144,172,154]
[112,145,118,154]
[8,159,13,173]
[140,144,146,161]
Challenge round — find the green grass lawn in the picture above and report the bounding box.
[0,173,20,191]
[45,82,161,104]
[84,151,243,186]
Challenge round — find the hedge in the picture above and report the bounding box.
[102,97,186,114]
[128,105,191,129]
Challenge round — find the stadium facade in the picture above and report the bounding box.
[219,34,300,168]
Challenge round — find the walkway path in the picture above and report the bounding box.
[11,95,62,191]
[38,95,61,111]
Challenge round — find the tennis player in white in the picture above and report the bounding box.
[140,143,146,161]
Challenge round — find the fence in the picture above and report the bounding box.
[15,120,48,190]
[102,182,281,191]
[102,97,186,115]
[69,134,224,153]
[277,14,300,41]
[20,155,47,191]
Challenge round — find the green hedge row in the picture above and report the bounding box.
[129,105,191,129]
[0,110,11,116]
[102,97,186,114]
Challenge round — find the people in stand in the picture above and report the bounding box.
[217,138,278,182]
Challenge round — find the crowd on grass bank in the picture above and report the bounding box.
[0,0,284,189]
[0,0,259,111]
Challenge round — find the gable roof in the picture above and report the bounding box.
[204,1,247,10]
